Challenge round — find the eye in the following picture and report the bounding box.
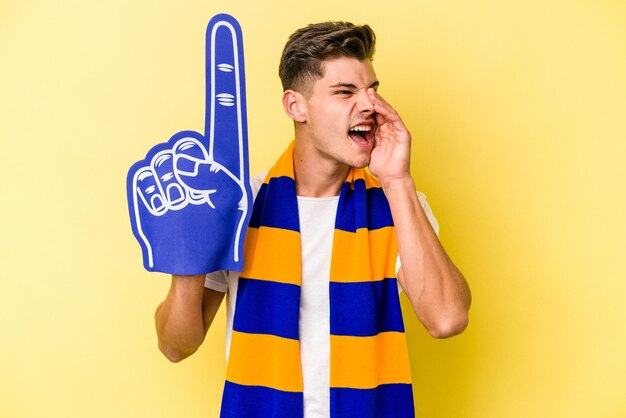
[334,90,354,96]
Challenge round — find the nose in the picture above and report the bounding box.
[355,89,374,114]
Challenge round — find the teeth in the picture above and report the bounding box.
[350,125,371,132]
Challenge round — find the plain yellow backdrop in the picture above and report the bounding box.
[2,1,625,417]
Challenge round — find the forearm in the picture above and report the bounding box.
[383,177,471,338]
[155,275,207,362]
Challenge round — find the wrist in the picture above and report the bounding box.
[380,175,415,192]
[171,274,207,294]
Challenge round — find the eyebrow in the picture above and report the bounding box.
[329,81,380,90]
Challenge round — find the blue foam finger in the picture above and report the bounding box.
[126,14,252,275]
[205,14,250,185]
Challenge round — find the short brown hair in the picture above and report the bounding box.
[278,21,376,93]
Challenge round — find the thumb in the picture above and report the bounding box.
[172,135,233,192]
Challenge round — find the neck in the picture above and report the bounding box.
[293,139,349,197]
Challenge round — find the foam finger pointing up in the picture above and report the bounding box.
[204,14,248,181]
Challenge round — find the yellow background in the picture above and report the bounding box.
[2,1,625,417]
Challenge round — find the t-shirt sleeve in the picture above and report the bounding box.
[397,192,440,293]
[417,191,439,237]
[205,270,229,293]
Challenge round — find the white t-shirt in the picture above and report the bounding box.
[205,174,439,418]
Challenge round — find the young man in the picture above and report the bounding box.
[155,21,471,418]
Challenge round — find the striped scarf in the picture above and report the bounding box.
[220,141,415,418]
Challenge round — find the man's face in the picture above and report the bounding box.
[299,57,379,169]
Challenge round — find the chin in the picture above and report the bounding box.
[347,156,371,169]
[346,146,373,169]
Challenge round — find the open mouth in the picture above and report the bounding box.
[348,124,374,145]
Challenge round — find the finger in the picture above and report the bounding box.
[151,150,187,211]
[204,14,249,182]
[172,136,211,189]
[368,89,408,130]
[133,166,168,216]
[368,89,398,119]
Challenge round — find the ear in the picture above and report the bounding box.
[282,90,307,123]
